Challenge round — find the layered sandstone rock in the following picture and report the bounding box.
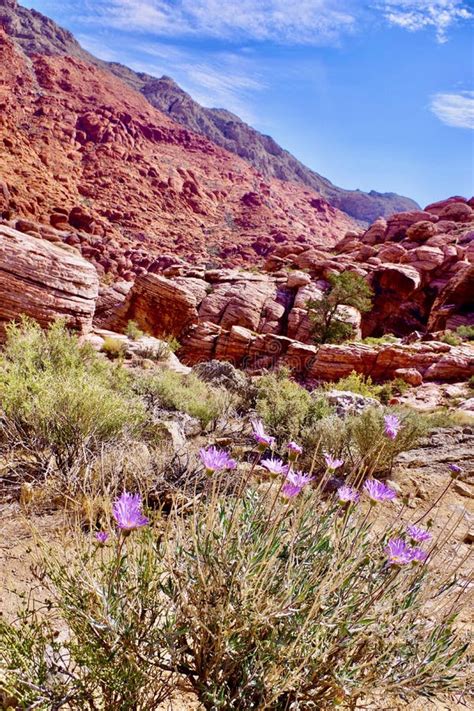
[107,255,473,384]
[0,224,98,334]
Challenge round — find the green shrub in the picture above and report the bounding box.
[101,336,126,359]
[439,330,462,346]
[162,334,180,353]
[135,370,232,428]
[256,368,331,443]
[456,325,474,341]
[308,271,373,344]
[300,407,426,475]
[0,319,146,474]
[1,477,469,709]
[125,320,145,340]
[469,375,474,391]
[330,371,381,398]
[329,371,408,404]
[361,333,398,345]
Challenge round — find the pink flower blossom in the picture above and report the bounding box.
[384,414,401,440]
[406,524,432,544]
[281,470,313,498]
[95,531,109,544]
[385,538,413,566]
[199,446,237,474]
[251,419,276,450]
[324,452,344,470]
[261,456,289,477]
[363,479,397,503]
[337,485,359,505]
[287,441,303,459]
[112,492,149,533]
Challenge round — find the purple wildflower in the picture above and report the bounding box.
[384,538,413,566]
[287,441,303,460]
[261,456,289,477]
[384,414,401,440]
[199,446,237,475]
[337,485,360,505]
[449,463,462,478]
[112,492,149,533]
[281,470,313,499]
[324,452,344,470]
[406,524,432,544]
[251,420,276,451]
[363,479,397,503]
[410,547,428,565]
[95,531,109,544]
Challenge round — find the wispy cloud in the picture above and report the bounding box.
[378,1,473,42]
[430,91,474,128]
[83,0,357,45]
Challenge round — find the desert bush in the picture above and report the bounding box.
[1,461,469,710]
[125,319,145,340]
[162,334,181,353]
[0,319,147,475]
[439,330,462,346]
[135,369,233,428]
[330,371,408,404]
[256,368,331,443]
[308,271,373,344]
[456,325,474,341]
[361,333,398,345]
[101,335,126,359]
[300,407,426,475]
[0,526,177,710]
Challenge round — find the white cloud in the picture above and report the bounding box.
[379,1,473,42]
[84,0,357,45]
[430,91,474,128]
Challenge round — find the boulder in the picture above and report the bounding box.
[393,368,423,386]
[114,272,199,337]
[0,224,98,335]
[323,390,381,416]
[427,264,474,331]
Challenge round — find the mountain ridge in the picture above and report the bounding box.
[0,0,420,224]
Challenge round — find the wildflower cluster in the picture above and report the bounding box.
[385,523,432,566]
[0,412,469,711]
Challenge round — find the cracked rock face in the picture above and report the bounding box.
[0,224,99,336]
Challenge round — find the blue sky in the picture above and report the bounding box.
[24,0,474,206]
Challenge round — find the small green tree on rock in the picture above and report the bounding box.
[308,271,373,344]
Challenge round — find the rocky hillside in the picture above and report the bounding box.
[0,26,354,280]
[141,77,419,223]
[0,0,419,224]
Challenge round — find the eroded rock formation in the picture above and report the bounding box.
[0,224,98,334]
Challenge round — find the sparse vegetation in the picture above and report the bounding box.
[456,325,474,341]
[439,330,462,346]
[0,319,146,475]
[361,333,398,345]
[330,370,409,404]
[1,459,469,709]
[135,369,233,428]
[101,335,126,359]
[307,271,374,344]
[125,319,145,340]
[0,318,471,710]
[256,368,330,443]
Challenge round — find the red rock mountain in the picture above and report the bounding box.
[0,0,419,224]
[0,3,362,279]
